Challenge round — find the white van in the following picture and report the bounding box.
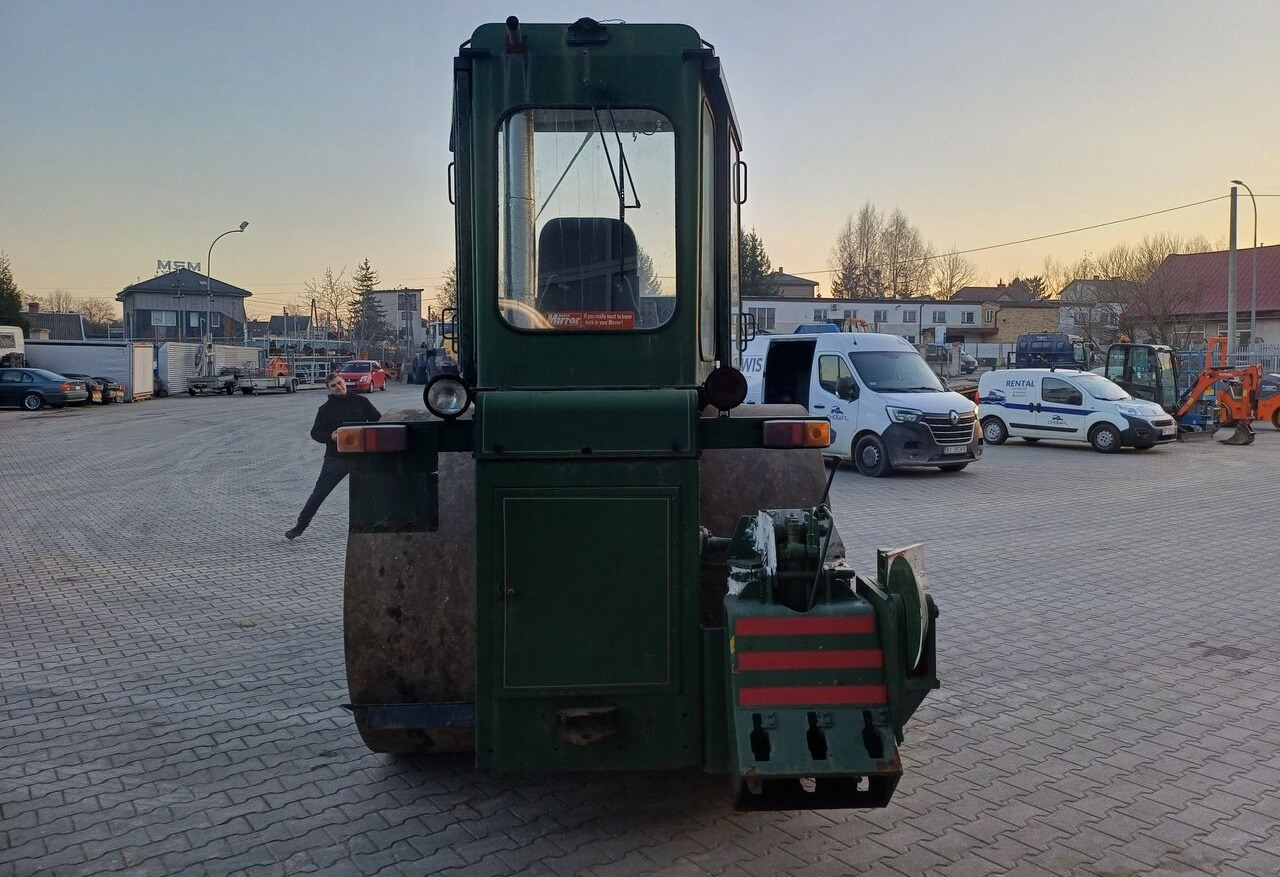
[742,332,980,476]
[977,368,1176,452]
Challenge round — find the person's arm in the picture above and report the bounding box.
[310,405,332,444]
[361,397,382,423]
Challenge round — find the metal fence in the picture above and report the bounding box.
[1226,343,1280,374]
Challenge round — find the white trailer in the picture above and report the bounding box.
[23,340,155,401]
[155,342,263,395]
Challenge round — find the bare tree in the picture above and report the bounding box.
[932,248,979,298]
[829,203,886,298]
[881,209,934,298]
[1125,233,1213,344]
[77,296,117,326]
[1039,255,1074,298]
[304,267,351,337]
[1060,233,1214,345]
[436,262,458,311]
[37,288,78,312]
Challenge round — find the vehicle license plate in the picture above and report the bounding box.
[943,445,966,455]
[1161,426,1176,436]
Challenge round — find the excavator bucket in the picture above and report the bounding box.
[1218,422,1256,445]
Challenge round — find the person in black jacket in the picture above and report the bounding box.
[286,373,381,540]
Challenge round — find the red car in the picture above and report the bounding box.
[338,360,387,392]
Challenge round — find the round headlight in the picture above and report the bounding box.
[703,366,748,412]
[423,375,472,419]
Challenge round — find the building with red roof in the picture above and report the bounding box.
[1140,244,1280,346]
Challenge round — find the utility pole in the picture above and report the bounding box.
[1227,187,1238,354]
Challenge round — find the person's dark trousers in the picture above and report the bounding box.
[294,456,350,533]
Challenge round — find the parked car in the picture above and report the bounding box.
[959,351,978,374]
[0,367,89,410]
[60,373,105,404]
[338,360,387,392]
[977,368,1176,452]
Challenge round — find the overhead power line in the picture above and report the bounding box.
[791,193,1241,277]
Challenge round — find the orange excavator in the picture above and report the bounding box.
[1105,337,1270,446]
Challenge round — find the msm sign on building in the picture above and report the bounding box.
[156,259,201,273]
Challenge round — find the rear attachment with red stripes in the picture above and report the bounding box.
[720,509,939,810]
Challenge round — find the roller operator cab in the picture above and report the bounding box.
[742,332,981,476]
[339,17,939,812]
[978,368,1176,452]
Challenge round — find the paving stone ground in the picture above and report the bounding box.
[2,385,1279,876]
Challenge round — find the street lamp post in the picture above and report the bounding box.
[1231,180,1258,345]
[204,221,250,375]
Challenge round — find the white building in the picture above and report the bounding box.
[367,288,425,355]
[742,295,995,344]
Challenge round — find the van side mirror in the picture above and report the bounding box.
[440,307,457,341]
[836,376,857,401]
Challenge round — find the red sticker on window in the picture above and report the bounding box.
[544,311,636,330]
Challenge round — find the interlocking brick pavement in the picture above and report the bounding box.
[2,388,1280,875]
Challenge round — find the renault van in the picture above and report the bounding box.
[742,332,980,476]
[977,368,1176,452]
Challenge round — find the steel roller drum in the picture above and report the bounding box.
[343,404,834,753]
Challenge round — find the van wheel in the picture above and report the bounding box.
[981,417,1008,445]
[1089,423,1122,453]
[853,435,892,477]
[938,463,968,472]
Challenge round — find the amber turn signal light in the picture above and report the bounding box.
[335,424,408,454]
[761,419,831,449]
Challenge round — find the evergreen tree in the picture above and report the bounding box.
[740,228,779,297]
[636,249,663,296]
[346,258,391,356]
[0,253,28,332]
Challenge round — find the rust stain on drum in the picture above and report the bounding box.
[344,451,477,751]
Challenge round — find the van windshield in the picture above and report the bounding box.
[1074,373,1130,401]
[847,351,944,393]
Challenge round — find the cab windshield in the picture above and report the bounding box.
[1074,373,1131,401]
[847,351,945,393]
[497,107,675,331]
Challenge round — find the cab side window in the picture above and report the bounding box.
[1042,376,1082,406]
[818,354,855,400]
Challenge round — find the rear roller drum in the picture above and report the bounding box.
[344,452,477,754]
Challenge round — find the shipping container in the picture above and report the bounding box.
[155,343,263,394]
[23,340,155,401]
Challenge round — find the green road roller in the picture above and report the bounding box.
[339,16,939,810]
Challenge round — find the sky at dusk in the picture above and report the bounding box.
[3,0,1277,318]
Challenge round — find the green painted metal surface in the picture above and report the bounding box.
[477,389,697,458]
[475,458,702,771]
[462,22,714,390]
[717,509,938,809]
